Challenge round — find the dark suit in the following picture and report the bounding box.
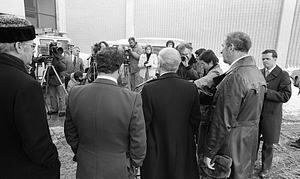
[64,78,146,179]
[0,53,60,179]
[259,65,291,169]
[140,72,201,179]
[63,55,84,88]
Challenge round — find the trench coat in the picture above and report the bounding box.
[64,78,146,179]
[140,72,201,179]
[203,56,266,179]
[0,53,60,179]
[260,66,291,143]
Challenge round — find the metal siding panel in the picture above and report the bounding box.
[287,0,300,68]
[134,0,282,69]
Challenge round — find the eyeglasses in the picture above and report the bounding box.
[23,42,36,49]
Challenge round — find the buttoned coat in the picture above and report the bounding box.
[204,56,266,179]
[64,78,146,179]
[260,65,291,143]
[140,73,201,179]
[0,53,60,179]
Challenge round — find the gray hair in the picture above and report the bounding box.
[158,48,181,72]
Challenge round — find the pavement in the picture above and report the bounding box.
[47,112,65,127]
[43,88,65,128]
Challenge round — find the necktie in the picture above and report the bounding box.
[73,56,76,67]
[265,70,269,77]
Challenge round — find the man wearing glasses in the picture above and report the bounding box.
[0,15,60,178]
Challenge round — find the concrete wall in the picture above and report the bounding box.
[65,0,126,53]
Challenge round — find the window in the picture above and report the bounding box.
[24,0,57,29]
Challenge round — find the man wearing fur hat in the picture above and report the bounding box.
[0,15,60,178]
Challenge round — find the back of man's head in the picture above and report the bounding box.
[96,47,124,74]
[0,15,35,54]
[225,31,251,53]
[158,48,181,72]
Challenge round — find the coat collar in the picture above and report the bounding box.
[0,53,28,73]
[261,65,281,82]
[159,72,181,80]
[227,56,256,75]
[213,56,256,86]
[92,78,119,87]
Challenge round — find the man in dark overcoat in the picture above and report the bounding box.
[203,31,266,179]
[258,49,291,178]
[0,15,60,178]
[140,48,201,179]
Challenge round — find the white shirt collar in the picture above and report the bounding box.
[266,65,276,73]
[97,75,117,84]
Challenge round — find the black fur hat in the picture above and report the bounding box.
[0,15,35,43]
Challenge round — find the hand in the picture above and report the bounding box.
[181,56,189,67]
[204,156,215,170]
[124,46,129,51]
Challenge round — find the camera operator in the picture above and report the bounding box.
[46,44,67,117]
[126,37,143,91]
[176,43,203,80]
[85,41,109,83]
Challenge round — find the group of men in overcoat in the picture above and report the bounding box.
[1,13,293,179]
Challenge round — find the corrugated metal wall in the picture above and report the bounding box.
[135,0,283,68]
[286,0,300,68]
[65,0,126,53]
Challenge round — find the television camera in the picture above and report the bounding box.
[38,42,67,99]
[37,42,63,65]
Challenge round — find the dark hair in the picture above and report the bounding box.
[166,40,175,48]
[195,48,206,57]
[199,49,219,65]
[144,44,153,53]
[225,31,252,53]
[74,71,83,80]
[92,41,109,55]
[262,49,277,58]
[128,37,135,42]
[96,47,124,74]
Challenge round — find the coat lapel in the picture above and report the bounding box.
[265,65,281,82]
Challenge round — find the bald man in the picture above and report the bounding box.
[140,48,201,179]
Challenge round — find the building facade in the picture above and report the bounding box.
[1,0,299,68]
